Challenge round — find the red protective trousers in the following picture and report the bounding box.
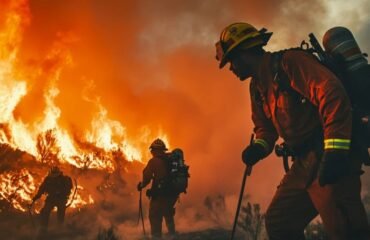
[149,195,178,238]
[265,149,369,240]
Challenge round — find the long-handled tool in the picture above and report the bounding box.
[137,188,146,237]
[230,134,254,240]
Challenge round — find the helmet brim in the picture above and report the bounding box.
[149,147,168,151]
[219,31,272,69]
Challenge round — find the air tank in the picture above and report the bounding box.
[323,26,367,72]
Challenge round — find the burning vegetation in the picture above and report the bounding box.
[0,0,168,228]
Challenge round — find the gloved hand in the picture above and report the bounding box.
[32,195,39,202]
[242,143,267,167]
[137,182,143,191]
[318,150,350,186]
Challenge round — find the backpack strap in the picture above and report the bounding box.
[272,50,294,93]
[250,78,264,106]
[271,49,307,102]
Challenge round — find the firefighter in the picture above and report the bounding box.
[32,166,73,232]
[137,139,179,239]
[215,22,370,239]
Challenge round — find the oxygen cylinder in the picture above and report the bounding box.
[323,27,370,113]
[171,148,184,166]
[323,26,367,72]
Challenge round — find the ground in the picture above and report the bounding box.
[0,207,242,240]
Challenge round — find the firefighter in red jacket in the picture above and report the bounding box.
[137,139,178,239]
[216,22,369,239]
[32,166,72,232]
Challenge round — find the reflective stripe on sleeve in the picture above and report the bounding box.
[254,139,270,152]
[324,139,351,150]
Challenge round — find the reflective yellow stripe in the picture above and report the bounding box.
[324,139,351,150]
[254,139,270,152]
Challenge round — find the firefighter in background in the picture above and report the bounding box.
[137,139,179,239]
[215,22,369,239]
[32,166,73,232]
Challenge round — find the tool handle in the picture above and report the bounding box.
[247,134,254,176]
[230,134,254,240]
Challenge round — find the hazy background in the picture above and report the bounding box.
[1,0,369,236]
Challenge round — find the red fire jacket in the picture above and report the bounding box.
[142,152,169,189]
[250,50,352,153]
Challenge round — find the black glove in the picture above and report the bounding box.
[318,150,350,186]
[242,143,267,167]
[137,182,143,191]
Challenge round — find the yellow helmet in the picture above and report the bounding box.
[215,22,272,68]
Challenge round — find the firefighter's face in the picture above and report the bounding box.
[228,51,255,81]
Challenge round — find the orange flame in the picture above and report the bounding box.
[0,168,36,212]
[0,0,169,212]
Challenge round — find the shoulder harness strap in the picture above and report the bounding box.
[272,50,292,92]
[250,78,264,106]
[271,48,307,102]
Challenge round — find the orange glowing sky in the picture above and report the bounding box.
[1,0,370,209]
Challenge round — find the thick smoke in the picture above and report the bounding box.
[0,0,369,238]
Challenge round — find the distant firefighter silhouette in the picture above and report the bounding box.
[32,166,73,232]
[137,138,190,239]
